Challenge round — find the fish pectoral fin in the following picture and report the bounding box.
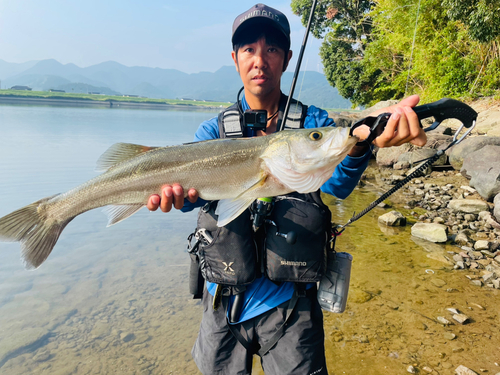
[103,204,144,227]
[96,143,159,172]
[235,175,267,199]
[215,198,255,227]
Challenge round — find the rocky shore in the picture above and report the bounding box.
[335,98,500,375]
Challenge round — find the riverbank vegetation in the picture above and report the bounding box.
[0,89,230,108]
[291,0,500,107]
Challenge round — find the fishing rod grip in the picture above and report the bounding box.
[413,98,478,130]
[351,97,478,143]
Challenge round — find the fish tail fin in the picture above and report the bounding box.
[0,195,73,269]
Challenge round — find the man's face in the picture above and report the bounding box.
[231,36,292,100]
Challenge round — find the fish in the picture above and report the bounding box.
[0,126,358,269]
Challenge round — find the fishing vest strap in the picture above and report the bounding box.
[218,103,243,139]
[219,94,308,138]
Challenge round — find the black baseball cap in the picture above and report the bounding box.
[232,4,291,47]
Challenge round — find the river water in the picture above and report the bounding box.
[0,104,498,375]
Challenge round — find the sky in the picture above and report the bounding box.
[0,0,325,74]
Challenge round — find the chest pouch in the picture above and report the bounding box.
[264,196,331,283]
[195,202,259,286]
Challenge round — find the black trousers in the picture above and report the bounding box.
[192,287,328,375]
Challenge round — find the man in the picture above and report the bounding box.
[148,4,426,374]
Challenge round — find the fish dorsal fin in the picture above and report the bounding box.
[215,198,255,227]
[96,143,158,172]
[103,204,144,226]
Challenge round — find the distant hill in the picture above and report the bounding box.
[0,59,351,109]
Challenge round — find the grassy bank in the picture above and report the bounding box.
[0,89,230,109]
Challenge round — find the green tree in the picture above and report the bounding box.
[442,0,500,43]
[291,0,378,105]
[293,0,500,106]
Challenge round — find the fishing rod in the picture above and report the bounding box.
[336,98,478,232]
[278,0,319,132]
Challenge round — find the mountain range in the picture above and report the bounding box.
[0,59,351,109]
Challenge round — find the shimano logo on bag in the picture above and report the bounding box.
[280,260,307,267]
[222,261,235,275]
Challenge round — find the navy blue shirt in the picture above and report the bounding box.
[183,96,371,323]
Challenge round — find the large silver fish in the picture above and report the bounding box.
[0,127,357,269]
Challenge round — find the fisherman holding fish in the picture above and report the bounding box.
[147,4,426,375]
[0,2,426,374]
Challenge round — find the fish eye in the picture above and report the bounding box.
[309,131,322,141]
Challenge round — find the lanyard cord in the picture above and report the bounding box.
[336,121,476,233]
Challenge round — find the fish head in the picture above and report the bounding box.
[262,127,359,193]
[284,127,357,171]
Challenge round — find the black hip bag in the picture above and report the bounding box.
[188,193,331,289]
[264,195,330,282]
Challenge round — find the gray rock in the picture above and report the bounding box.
[454,232,469,245]
[474,240,490,250]
[407,365,417,373]
[378,211,407,226]
[464,214,476,221]
[398,148,447,166]
[478,211,490,220]
[411,223,448,243]
[444,332,457,340]
[448,199,490,214]
[475,109,500,135]
[437,316,452,325]
[494,193,500,222]
[415,189,425,196]
[470,279,483,287]
[447,136,500,170]
[377,143,412,167]
[461,185,477,194]
[483,272,495,282]
[461,145,500,200]
[455,365,478,375]
[390,174,406,182]
[453,313,470,324]
[393,161,410,170]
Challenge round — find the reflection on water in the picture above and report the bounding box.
[0,105,208,374]
[0,105,499,374]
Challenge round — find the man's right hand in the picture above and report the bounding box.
[147,184,199,212]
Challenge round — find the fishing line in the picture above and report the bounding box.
[279,0,318,131]
[295,58,309,114]
[405,0,422,96]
